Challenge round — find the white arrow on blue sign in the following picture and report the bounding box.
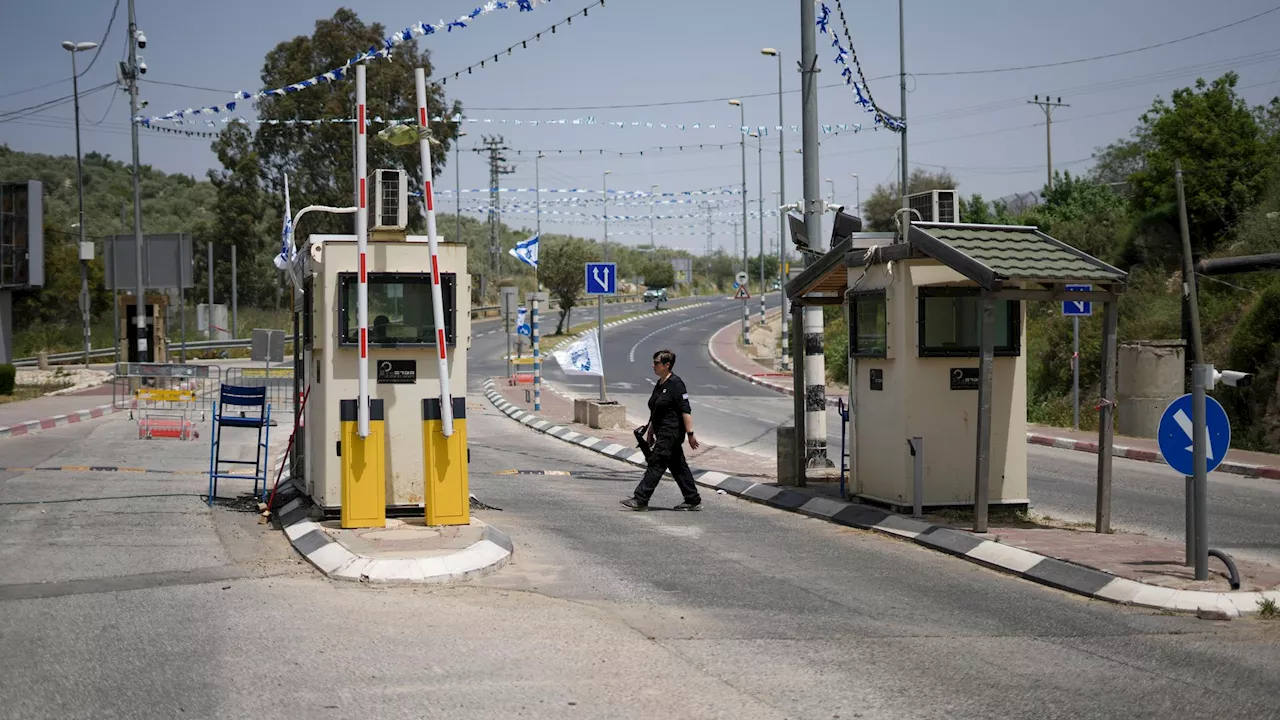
[1062,284,1092,317]
[585,262,617,295]
[1157,393,1231,476]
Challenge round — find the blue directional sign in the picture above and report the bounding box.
[1157,393,1231,476]
[585,262,617,295]
[1062,284,1092,317]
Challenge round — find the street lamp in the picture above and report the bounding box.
[851,173,861,219]
[649,184,659,250]
[750,131,765,325]
[454,130,467,244]
[63,40,98,366]
[762,48,788,357]
[729,98,749,346]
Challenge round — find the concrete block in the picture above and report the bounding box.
[587,401,627,430]
[777,425,798,486]
[574,398,590,424]
[1117,341,1183,439]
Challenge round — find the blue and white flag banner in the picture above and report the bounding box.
[508,234,540,268]
[135,0,551,126]
[274,173,294,271]
[435,187,744,198]
[457,205,781,222]
[552,332,603,377]
[817,1,904,133]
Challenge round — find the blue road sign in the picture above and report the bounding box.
[1062,284,1092,317]
[1157,393,1231,476]
[585,262,617,295]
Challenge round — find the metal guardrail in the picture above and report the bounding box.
[11,293,679,366]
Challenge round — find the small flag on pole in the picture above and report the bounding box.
[508,234,539,268]
[274,174,293,270]
[551,332,603,377]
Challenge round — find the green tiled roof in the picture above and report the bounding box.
[920,225,1126,283]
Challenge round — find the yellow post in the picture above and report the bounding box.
[340,398,386,528]
[422,398,469,526]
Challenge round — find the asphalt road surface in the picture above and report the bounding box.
[534,298,1280,567]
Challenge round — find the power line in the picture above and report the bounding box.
[915,5,1280,77]
[0,82,114,123]
[0,0,120,102]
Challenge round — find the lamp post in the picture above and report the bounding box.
[454,130,466,242]
[63,40,98,367]
[762,48,787,358]
[851,173,861,218]
[751,131,765,325]
[598,169,611,402]
[729,98,749,346]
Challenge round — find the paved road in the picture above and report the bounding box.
[3,326,1279,717]
[542,299,1280,566]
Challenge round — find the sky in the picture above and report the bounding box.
[4,0,1280,255]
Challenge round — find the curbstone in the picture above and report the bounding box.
[481,377,1277,616]
[0,403,124,440]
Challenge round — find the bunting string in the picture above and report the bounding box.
[438,0,605,87]
[818,1,904,132]
[135,0,553,126]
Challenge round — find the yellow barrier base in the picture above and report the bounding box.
[340,398,386,529]
[422,397,470,526]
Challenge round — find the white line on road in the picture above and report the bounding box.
[627,304,741,363]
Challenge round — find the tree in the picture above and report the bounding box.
[961,193,993,224]
[203,123,279,310]
[861,168,959,231]
[642,260,675,290]
[540,237,599,334]
[249,8,462,237]
[1127,73,1275,257]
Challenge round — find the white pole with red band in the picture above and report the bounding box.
[355,64,370,437]
[414,67,454,437]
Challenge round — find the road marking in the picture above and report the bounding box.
[495,469,576,476]
[628,304,741,362]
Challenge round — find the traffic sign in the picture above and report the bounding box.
[1157,393,1231,476]
[734,285,751,300]
[585,262,617,295]
[736,271,749,288]
[1062,284,1092,317]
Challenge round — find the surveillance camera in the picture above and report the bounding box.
[138,61,147,74]
[1215,369,1253,388]
[829,203,845,214]
[135,30,146,48]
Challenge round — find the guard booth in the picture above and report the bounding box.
[786,220,1127,531]
[298,174,472,522]
[118,293,169,363]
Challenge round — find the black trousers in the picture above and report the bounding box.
[633,435,701,505]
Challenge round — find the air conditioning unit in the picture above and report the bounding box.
[373,169,408,231]
[905,189,960,223]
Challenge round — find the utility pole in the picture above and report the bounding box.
[754,133,765,325]
[454,130,466,243]
[473,136,514,281]
[126,0,146,364]
[898,0,908,211]
[1029,95,1069,192]
[799,0,830,469]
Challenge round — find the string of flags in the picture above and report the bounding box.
[433,187,744,197]
[438,1,605,87]
[135,0,553,126]
[452,205,783,222]
[818,0,904,132]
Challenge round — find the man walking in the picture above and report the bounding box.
[621,349,702,511]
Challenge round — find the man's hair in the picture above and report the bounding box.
[653,349,676,367]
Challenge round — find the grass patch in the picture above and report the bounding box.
[0,381,74,404]
[1259,597,1279,620]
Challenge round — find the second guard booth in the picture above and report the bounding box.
[786,217,1127,533]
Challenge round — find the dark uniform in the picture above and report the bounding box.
[632,373,701,506]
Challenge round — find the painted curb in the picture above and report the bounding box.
[272,482,513,585]
[704,316,1280,479]
[0,403,124,440]
[481,378,1276,618]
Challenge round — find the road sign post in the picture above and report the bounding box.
[1158,391,1231,578]
[736,271,750,345]
[585,262,617,402]
[1062,284,1092,430]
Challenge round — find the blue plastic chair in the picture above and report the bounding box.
[206,385,272,505]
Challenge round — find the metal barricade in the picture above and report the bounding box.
[223,367,296,424]
[113,363,221,440]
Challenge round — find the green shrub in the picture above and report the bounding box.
[0,364,15,395]
[824,317,848,384]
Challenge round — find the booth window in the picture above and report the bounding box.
[917,287,1019,357]
[849,291,888,357]
[338,272,456,347]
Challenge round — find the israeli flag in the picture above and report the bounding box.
[508,234,539,268]
[273,174,293,271]
[551,332,603,377]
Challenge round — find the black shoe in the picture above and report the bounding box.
[620,497,648,511]
[673,501,701,511]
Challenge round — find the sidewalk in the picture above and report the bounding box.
[482,386,1280,617]
[707,315,1280,479]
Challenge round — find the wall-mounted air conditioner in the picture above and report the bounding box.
[373,169,408,231]
[905,189,960,223]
